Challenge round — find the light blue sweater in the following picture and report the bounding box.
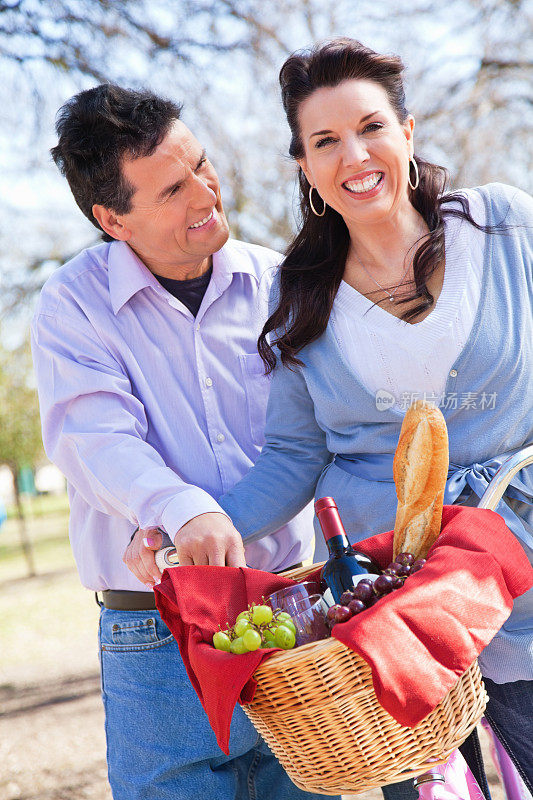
[220,183,533,683]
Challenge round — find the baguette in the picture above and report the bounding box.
[392,401,449,560]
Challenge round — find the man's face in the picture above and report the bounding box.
[118,120,229,277]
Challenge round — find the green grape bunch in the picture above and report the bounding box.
[212,601,297,654]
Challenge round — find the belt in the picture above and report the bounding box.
[98,561,304,611]
[100,590,157,610]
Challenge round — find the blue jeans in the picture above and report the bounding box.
[483,677,533,794]
[99,607,338,800]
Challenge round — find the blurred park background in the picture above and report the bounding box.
[0,0,531,797]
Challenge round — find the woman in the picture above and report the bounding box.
[218,39,533,795]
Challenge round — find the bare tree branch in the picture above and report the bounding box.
[1,0,532,323]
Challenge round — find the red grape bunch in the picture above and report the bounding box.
[212,601,297,653]
[326,552,426,627]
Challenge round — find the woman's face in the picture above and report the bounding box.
[296,79,415,231]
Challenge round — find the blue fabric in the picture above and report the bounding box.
[99,607,337,800]
[219,183,533,683]
[334,450,533,551]
[445,461,533,550]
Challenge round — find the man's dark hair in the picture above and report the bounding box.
[51,84,183,240]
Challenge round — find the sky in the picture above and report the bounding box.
[0,0,531,345]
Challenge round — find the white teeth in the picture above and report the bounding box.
[189,210,214,229]
[344,172,382,193]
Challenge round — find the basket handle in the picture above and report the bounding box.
[477,445,533,511]
[155,546,180,571]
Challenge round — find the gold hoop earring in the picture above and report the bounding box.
[309,186,326,217]
[408,157,419,190]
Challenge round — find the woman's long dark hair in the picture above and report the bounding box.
[258,39,495,372]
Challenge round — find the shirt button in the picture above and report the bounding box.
[449,369,458,378]
[205,377,213,387]
[216,433,225,443]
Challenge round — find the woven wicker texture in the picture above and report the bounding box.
[243,563,487,795]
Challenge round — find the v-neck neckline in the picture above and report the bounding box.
[324,190,492,419]
[335,212,469,343]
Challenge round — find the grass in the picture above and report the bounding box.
[0,501,71,582]
[0,495,109,800]
[0,496,101,686]
[5,491,70,519]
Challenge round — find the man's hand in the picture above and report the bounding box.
[123,527,164,588]
[175,512,246,567]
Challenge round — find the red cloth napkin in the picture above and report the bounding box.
[155,506,533,754]
[155,565,296,753]
[332,505,533,726]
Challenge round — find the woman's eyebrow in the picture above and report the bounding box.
[310,111,379,138]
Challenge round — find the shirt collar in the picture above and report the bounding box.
[108,241,160,314]
[213,239,259,292]
[108,238,259,315]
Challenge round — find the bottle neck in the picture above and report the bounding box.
[326,533,348,556]
[315,498,349,551]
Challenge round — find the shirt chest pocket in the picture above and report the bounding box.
[239,353,272,447]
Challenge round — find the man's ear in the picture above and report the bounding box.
[92,204,132,241]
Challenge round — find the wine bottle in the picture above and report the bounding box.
[345,544,381,576]
[315,496,380,605]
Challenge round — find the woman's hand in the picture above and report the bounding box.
[122,513,246,586]
[123,527,164,588]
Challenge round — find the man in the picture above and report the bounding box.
[31,84,328,800]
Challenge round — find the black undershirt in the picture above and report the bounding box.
[154,267,213,317]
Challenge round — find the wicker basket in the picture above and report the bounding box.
[242,562,488,795]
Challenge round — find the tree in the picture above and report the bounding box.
[0,0,532,325]
[0,339,44,575]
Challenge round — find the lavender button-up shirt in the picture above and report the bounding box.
[31,238,314,590]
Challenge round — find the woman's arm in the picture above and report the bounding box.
[218,354,331,542]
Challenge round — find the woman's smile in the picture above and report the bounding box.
[342,170,384,197]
